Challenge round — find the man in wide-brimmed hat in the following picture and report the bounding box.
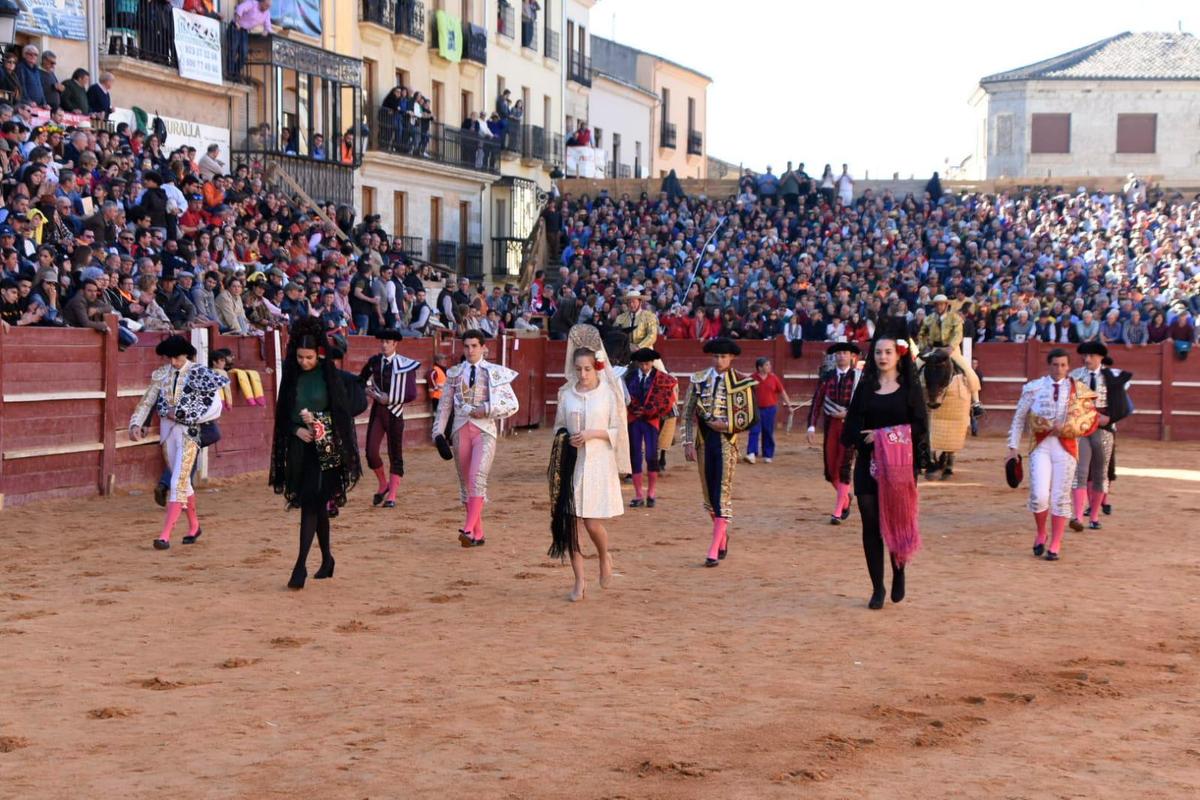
[682,337,757,567]
[614,287,659,351]
[1067,341,1132,531]
[129,334,229,551]
[919,293,983,415]
[806,341,862,525]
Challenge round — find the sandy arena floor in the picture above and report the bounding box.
[2,429,1199,799]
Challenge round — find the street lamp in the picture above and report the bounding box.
[0,0,22,46]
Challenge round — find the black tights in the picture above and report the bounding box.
[857,493,901,595]
[295,502,332,572]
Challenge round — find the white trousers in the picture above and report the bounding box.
[1028,436,1076,517]
[161,420,199,504]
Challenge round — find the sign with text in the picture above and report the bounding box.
[18,0,87,41]
[111,108,231,162]
[172,9,224,87]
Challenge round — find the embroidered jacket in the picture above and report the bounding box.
[625,367,677,427]
[681,367,757,444]
[130,362,229,434]
[432,358,520,439]
[360,353,422,417]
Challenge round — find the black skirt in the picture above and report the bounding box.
[286,437,338,509]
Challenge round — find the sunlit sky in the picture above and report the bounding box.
[590,0,1198,178]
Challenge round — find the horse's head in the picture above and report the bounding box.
[603,329,631,367]
[921,350,953,409]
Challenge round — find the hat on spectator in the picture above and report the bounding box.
[285,282,303,292]
[81,266,105,283]
[155,335,197,359]
[629,347,661,363]
[0,225,13,237]
[932,293,949,303]
[623,288,646,300]
[826,342,860,356]
[246,271,267,284]
[1077,341,1108,357]
[702,337,741,356]
[177,271,195,280]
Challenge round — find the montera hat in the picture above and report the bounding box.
[1005,454,1024,489]
[629,347,662,363]
[702,337,741,356]
[375,330,403,341]
[1077,341,1108,357]
[434,434,454,461]
[155,334,196,359]
[826,341,860,356]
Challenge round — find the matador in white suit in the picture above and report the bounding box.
[432,329,520,548]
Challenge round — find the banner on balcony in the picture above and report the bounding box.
[172,9,224,87]
[273,0,323,38]
[436,11,463,63]
[17,0,87,40]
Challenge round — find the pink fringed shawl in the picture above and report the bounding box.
[870,424,921,565]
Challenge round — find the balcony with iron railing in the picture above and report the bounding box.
[498,3,515,39]
[521,16,538,50]
[372,110,501,176]
[492,237,524,277]
[567,52,591,87]
[397,236,425,260]
[432,240,459,269]
[396,0,425,40]
[616,163,632,178]
[522,125,546,162]
[103,2,247,82]
[687,129,703,156]
[544,29,560,61]
[660,121,677,149]
[360,0,393,28]
[463,243,484,279]
[548,133,564,167]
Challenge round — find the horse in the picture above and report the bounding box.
[918,349,972,480]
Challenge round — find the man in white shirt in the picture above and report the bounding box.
[836,163,854,206]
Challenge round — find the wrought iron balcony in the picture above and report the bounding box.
[567,53,591,87]
[433,240,459,269]
[234,149,356,206]
[687,129,703,156]
[360,0,393,28]
[104,3,246,82]
[498,3,515,38]
[396,0,425,40]
[660,121,677,149]
[544,29,560,61]
[492,237,524,277]
[464,243,484,279]
[372,111,501,176]
[397,236,425,260]
[522,125,546,162]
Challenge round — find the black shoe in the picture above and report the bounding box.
[1102,503,1112,516]
[372,492,385,507]
[1045,551,1060,562]
[646,497,656,508]
[868,589,886,610]
[314,557,336,579]
[288,566,307,589]
[925,469,939,481]
[153,538,170,550]
[1033,543,1045,557]
[154,484,168,508]
[1069,518,1085,532]
[940,469,954,480]
[891,568,906,603]
[466,537,486,547]
[383,500,396,509]
[841,503,852,521]
[182,528,203,545]
[829,515,841,526]
[1089,521,1102,530]
[630,498,644,508]
[718,533,728,560]
[704,558,719,568]
[458,530,474,548]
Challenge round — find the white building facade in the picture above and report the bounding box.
[589,72,656,178]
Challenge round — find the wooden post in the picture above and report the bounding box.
[1159,342,1173,442]
[100,313,120,495]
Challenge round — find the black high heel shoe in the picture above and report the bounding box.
[288,566,307,590]
[314,558,336,579]
[868,588,886,610]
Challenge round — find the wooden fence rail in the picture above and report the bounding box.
[2,324,1198,509]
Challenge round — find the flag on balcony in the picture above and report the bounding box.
[436,10,463,63]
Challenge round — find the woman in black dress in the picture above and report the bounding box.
[842,322,929,609]
[270,318,361,589]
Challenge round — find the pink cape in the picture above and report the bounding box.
[870,424,921,565]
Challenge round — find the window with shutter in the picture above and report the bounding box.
[1116,114,1156,154]
[1030,113,1070,154]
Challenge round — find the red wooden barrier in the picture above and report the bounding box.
[2,327,1198,510]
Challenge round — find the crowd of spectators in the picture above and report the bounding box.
[1,42,1197,369]
[535,169,1199,359]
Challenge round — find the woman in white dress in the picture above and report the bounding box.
[548,325,630,601]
